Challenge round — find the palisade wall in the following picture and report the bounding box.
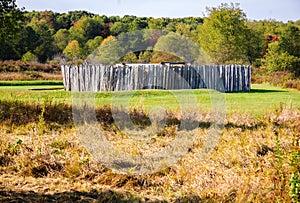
[61,64,251,92]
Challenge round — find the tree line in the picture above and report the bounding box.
[1,1,299,75]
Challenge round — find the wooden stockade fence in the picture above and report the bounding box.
[61,64,251,92]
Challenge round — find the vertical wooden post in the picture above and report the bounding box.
[61,64,251,93]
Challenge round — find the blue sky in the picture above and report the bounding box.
[17,0,299,22]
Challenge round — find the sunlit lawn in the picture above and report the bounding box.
[0,82,299,117]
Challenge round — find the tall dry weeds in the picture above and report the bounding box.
[0,101,299,202]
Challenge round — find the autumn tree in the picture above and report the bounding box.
[1,6,299,72]
[147,17,169,29]
[128,17,148,31]
[165,22,177,32]
[63,40,82,59]
[68,10,94,25]
[150,51,182,63]
[110,21,127,35]
[175,23,196,40]
[54,29,70,51]
[85,36,103,55]
[87,36,121,65]
[198,3,248,64]
[122,51,138,63]
[138,50,152,63]
[117,31,147,54]
[69,16,104,45]
[154,32,199,63]
[21,51,37,62]
[55,13,72,30]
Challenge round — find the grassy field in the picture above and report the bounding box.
[0,83,299,117]
[225,83,300,116]
[0,82,299,202]
[0,80,63,86]
[0,80,64,90]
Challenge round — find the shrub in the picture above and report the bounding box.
[251,67,300,91]
[0,60,61,73]
[21,51,37,62]
[262,41,300,73]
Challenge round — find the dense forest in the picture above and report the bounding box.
[1,1,300,76]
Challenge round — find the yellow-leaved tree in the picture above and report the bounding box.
[87,35,122,65]
[63,40,82,59]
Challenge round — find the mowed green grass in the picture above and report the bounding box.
[225,84,300,116]
[0,80,63,86]
[0,82,299,117]
[0,80,64,90]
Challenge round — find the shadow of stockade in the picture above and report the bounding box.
[0,99,265,131]
[225,88,287,94]
[249,88,287,93]
[0,189,203,203]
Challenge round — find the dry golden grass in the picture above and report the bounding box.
[0,60,62,81]
[0,71,62,81]
[0,102,299,202]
